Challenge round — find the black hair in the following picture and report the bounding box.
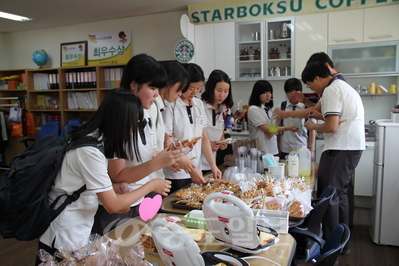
[182,63,205,93]
[307,52,335,68]
[284,78,303,93]
[301,61,331,84]
[69,88,143,162]
[248,80,273,108]
[120,53,167,91]
[201,69,234,108]
[162,62,190,94]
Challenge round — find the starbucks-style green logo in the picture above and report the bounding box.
[174,39,194,63]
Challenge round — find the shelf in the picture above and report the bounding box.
[268,38,291,42]
[268,58,291,62]
[238,60,261,64]
[360,93,397,97]
[239,41,261,45]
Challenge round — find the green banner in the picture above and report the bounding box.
[188,0,399,24]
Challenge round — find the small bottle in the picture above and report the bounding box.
[298,146,311,182]
[287,148,299,178]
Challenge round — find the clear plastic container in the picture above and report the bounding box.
[298,146,311,178]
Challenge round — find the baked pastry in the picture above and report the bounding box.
[287,200,305,217]
[259,231,276,246]
[266,199,282,211]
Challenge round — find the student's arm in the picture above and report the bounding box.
[274,102,322,120]
[201,128,222,179]
[108,148,185,183]
[97,179,171,213]
[305,115,339,133]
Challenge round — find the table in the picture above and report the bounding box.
[106,213,297,266]
[161,163,318,215]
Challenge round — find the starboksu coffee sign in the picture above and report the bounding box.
[188,0,398,24]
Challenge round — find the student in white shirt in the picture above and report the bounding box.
[279,78,316,160]
[163,63,222,193]
[200,70,232,172]
[247,80,298,155]
[37,89,173,265]
[147,62,189,151]
[301,61,364,242]
[92,54,185,235]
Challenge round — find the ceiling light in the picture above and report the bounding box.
[0,11,33,22]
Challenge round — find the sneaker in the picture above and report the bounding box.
[341,248,350,255]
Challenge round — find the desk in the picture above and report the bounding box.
[106,213,296,266]
[161,163,318,215]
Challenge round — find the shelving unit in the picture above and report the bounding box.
[265,17,295,79]
[235,17,295,80]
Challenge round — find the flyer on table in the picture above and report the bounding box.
[87,29,131,66]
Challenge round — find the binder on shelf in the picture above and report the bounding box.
[33,73,50,90]
[104,68,110,88]
[109,68,116,88]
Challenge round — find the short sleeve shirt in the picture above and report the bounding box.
[321,79,365,151]
[40,144,111,250]
[247,105,278,155]
[163,97,206,179]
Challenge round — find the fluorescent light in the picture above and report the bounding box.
[0,11,33,22]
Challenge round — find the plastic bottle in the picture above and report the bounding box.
[298,146,311,181]
[287,148,299,178]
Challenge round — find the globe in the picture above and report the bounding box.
[32,50,48,68]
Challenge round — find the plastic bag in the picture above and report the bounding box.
[11,122,23,137]
[8,106,22,122]
[26,113,35,134]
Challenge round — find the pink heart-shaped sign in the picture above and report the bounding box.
[139,195,162,221]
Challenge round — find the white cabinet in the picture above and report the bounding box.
[235,20,263,81]
[295,13,328,79]
[235,17,295,81]
[194,22,235,80]
[328,9,363,45]
[265,17,295,80]
[364,5,399,43]
[354,143,374,196]
[328,41,399,77]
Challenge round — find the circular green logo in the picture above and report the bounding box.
[174,39,194,63]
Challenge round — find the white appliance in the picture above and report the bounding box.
[370,119,399,246]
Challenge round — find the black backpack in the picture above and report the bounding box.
[0,134,103,241]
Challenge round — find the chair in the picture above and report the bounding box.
[20,122,60,148]
[289,185,336,265]
[291,223,350,266]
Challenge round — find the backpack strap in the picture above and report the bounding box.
[49,136,104,209]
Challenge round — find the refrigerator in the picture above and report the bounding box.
[370,119,399,246]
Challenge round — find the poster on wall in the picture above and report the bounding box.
[87,29,131,66]
[60,41,87,67]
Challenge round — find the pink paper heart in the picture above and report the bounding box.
[139,194,162,221]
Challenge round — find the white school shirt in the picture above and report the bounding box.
[40,144,112,250]
[147,95,166,151]
[201,102,226,170]
[279,101,308,154]
[163,97,206,180]
[110,109,160,206]
[247,104,278,155]
[321,79,365,151]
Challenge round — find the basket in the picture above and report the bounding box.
[184,210,208,230]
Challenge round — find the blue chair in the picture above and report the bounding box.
[20,122,60,148]
[291,223,350,266]
[289,186,336,265]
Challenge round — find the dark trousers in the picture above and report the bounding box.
[167,178,192,194]
[91,204,139,236]
[317,149,362,239]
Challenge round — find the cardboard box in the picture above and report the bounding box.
[7,80,20,90]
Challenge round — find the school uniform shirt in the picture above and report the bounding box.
[40,144,112,250]
[247,104,278,155]
[163,97,206,179]
[201,102,226,170]
[147,95,166,151]
[109,109,160,206]
[321,79,365,151]
[279,101,308,154]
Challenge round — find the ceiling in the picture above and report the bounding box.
[0,0,212,33]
